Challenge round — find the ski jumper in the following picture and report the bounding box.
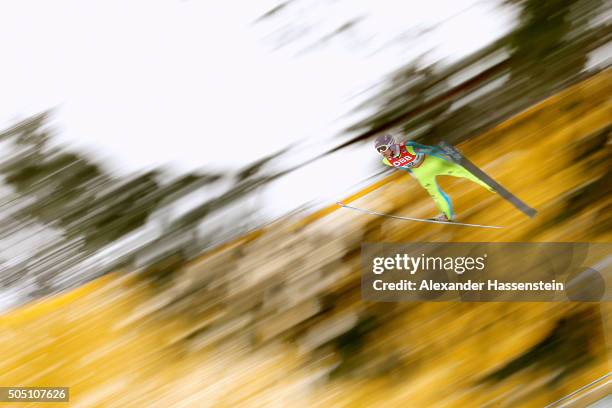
[382,142,494,219]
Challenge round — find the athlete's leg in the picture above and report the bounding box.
[434,158,495,193]
[409,167,454,220]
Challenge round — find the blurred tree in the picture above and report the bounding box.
[505,0,605,91]
[481,307,602,384]
[257,0,609,147]
[3,127,168,252]
[0,114,226,295]
[0,113,300,297]
[348,0,607,145]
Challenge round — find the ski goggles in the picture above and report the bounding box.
[376,145,391,153]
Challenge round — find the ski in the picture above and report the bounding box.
[337,202,504,229]
[437,141,537,218]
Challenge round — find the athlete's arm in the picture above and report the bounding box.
[406,141,451,160]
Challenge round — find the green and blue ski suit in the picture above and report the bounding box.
[382,142,494,219]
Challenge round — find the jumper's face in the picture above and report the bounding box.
[377,144,394,159]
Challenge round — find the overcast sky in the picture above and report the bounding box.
[0,0,516,215]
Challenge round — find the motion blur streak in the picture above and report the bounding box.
[0,69,610,407]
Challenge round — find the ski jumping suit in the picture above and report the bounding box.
[382,142,494,219]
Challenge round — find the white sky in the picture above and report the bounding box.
[0,0,516,216]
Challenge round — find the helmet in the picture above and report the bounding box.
[374,134,399,156]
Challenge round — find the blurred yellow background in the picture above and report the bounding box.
[1,69,610,407]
